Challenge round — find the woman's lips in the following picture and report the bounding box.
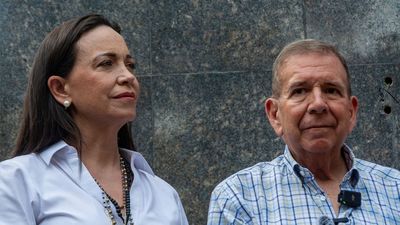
[113,92,136,100]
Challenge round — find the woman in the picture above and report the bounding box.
[0,14,188,225]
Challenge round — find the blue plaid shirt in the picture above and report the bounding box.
[207,145,400,224]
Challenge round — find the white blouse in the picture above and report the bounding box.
[0,140,188,225]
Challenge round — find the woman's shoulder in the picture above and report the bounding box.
[0,153,43,171]
[138,168,177,191]
[123,149,179,195]
[0,153,45,194]
[0,140,70,172]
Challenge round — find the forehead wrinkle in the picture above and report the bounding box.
[278,52,351,97]
[73,43,90,65]
[288,76,344,87]
[94,52,117,59]
[76,26,128,57]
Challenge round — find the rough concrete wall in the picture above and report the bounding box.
[0,1,399,224]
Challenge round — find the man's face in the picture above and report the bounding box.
[266,53,358,159]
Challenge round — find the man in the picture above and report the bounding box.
[207,39,400,224]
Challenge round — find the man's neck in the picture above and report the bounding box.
[291,147,349,216]
[292,147,348,181]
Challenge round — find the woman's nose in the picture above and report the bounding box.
[117,68,136,85]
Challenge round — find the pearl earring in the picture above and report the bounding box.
[63,100,71,109]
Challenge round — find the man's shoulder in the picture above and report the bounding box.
[355,158,400,182]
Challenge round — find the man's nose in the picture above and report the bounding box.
[307,89,328,114]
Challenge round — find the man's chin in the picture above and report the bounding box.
[302,140,335,154]
[302,127,333,137]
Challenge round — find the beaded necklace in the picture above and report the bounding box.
[95,155,134,225]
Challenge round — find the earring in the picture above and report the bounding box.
[63,100,71,109]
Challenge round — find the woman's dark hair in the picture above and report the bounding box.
[14,14,135,156]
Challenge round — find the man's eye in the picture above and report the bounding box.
[326,87,340,95]
[292,88,306,95]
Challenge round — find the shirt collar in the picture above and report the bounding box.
[341,144,360,187]
[284,144,360,187]
[38,140,155,176]
[38,140,74,165]
[120,148,154,175]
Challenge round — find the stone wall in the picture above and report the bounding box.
[0,1,399,224]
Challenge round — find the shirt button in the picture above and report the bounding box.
[320,195,326,202]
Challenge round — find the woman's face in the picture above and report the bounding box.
[65,25,140,129]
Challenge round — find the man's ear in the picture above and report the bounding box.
[47,75,70,105]
[348,96,358,133]
[265,98,283,136]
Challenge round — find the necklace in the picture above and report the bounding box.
[96,155,134,225]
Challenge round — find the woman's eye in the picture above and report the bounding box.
[98,60,113,67]
[126,62,136,70]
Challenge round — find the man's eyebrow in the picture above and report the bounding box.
[323,81,346,89]
[287,80,307,88]
[326,80,342,85]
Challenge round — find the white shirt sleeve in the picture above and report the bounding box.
[0,160,37,225]
[176,191,189,225]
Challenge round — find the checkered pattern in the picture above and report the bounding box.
[207,145,400,224]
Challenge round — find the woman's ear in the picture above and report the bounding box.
[265,98,283,136]
[47,75,70,106]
